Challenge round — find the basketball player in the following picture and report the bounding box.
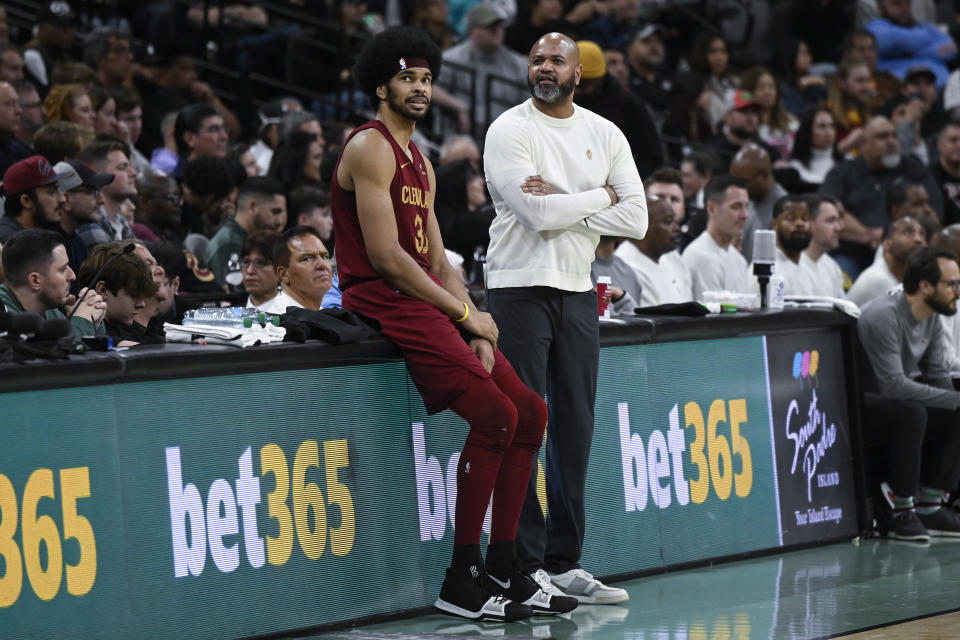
[331,27,577,621]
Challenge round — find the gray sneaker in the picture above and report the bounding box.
[887,509,931,543]
[547,568,628,604]
[918,507,960,538]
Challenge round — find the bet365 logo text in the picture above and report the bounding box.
[166,439,355,578]
[0,467,96,608]
[619,400,753,511]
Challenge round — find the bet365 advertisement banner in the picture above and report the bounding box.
[0,331,859,639]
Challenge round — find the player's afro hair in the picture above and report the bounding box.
[353,27,443,107]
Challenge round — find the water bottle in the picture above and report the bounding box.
[225,253,243,290]
[182,307,281,328]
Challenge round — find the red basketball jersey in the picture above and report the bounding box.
[331,120,432,290]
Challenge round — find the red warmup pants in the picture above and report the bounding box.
[344,278,548,544]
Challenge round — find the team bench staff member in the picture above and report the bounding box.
[331,27,577,622]
[484,32,648,604]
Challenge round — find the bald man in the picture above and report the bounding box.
[616,197,693,305]
[848,216,927,307]
[731,144,787,262]
[484,32,646,604]
[0,81,30,175]
[820,115,943,278]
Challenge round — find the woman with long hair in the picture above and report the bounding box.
[661,71,714,165]
[689,32,738,129]
[43,83,95,131]
[776,38,827,118]
[741,66,798,158]
[789,106,841,186]
[434,158,494,282]
[827,56,874,155]
[268,130,324,191]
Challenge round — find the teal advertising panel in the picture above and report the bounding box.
[0,330,859,639]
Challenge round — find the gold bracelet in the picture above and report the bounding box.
[454,301,469,323]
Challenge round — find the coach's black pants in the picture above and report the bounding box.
[488,286,599,574]
[862,393,960,498]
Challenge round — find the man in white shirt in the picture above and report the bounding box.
[484,32,646,606]
[638,167,694,302]
[616,197,692,305]
[848,216,927,307]
[803,194,847,298]
[682,174,751,299]
[749,194,819,297]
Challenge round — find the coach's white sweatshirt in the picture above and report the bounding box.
[483,99,648,292]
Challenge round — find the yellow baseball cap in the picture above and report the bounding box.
[577,40,606,80]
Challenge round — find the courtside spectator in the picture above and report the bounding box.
[205,176,287,284]
[820,115,942,277]
[616,196,692,306]
[639,167,694,294]
[848,216,927,307]
[77,242,158,345]
[752,194,818,297]
[625,24,669,118]
[268,130,324,191]
[789,107,840,187]
[241,230,281,310]
[258,226,333,314]
[887,179,941,241]
[14,80,44,148]
[0,43,23,83]
[85,29,134,90]
[866,0,956,87]
[32,121,93,163]
[732,144,787,262]
[23,1,78,92]
[843,28,901,111]
[115,88,149,171]
[932,122,960,226]
[706,90,780,171]
[683,174,751,299]
[439,4,527,135]
[75,139,138,247]
[0,155,68,243]
[174,103,229,168]
[803,194,848,298]
[180,156,236,240]
[591,234,641,315]
[0,81,30,175]
[52,159,114,286]
[0,228,105,338]
[288,185,332,245]
[43,83,95,131]
[133,168,182,244]
[574,40,663,178]
[249,97,300,176]
[858,246,960,542]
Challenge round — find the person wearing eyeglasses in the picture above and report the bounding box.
[132,167,183,245]
[240,230,281,310]
[859,246,960,542]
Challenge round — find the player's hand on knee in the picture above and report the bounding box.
[469,338,496,373]
[464,310,498,345]
[522,175,554,196]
